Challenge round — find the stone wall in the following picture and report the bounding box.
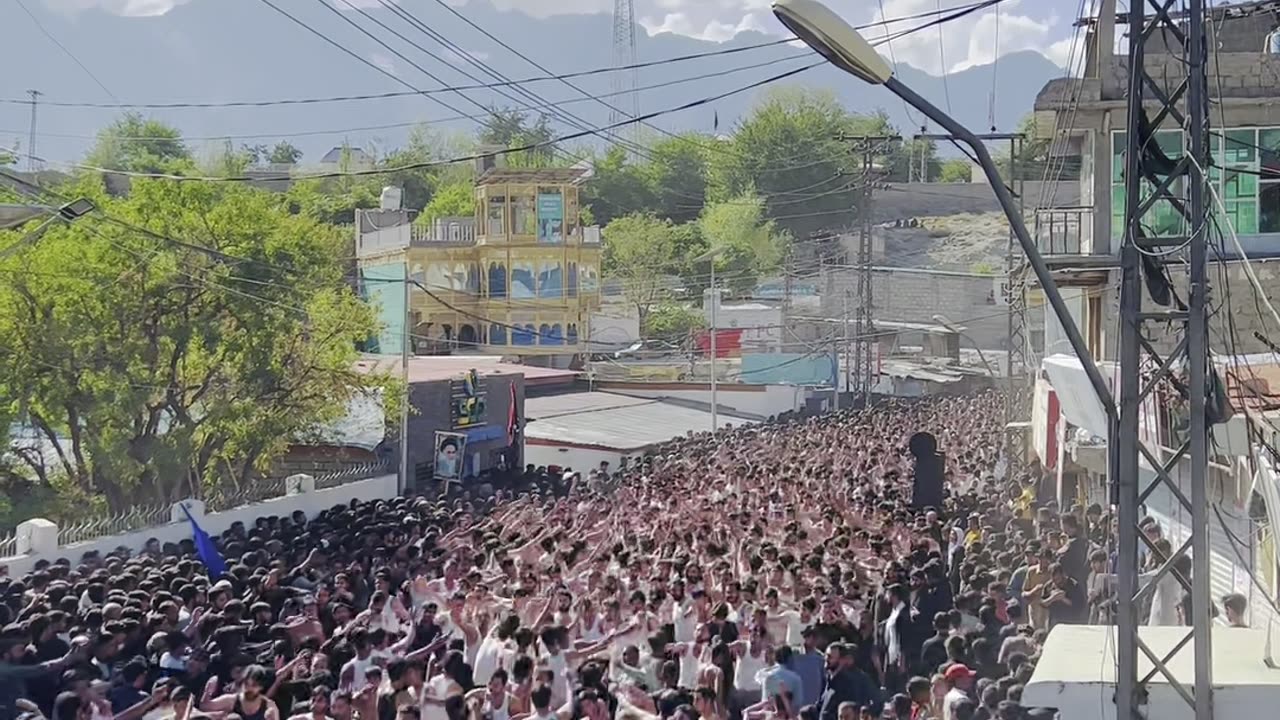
[873,181,1080,223]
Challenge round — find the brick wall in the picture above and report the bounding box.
[1089,261,1280,359]
[1102,53,1280,102]
[821,267,1012,350]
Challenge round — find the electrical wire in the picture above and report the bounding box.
[0,42,803,110]
[0,0,994,110]
[936,0,955,115]
[24,64,823,183]
[13,0,118,104]
[1,55,812,145]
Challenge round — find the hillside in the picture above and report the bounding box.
[1,0,1066,163]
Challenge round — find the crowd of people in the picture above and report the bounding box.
[0,391,1229,720]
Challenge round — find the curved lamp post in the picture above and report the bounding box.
[770,0,1115,416]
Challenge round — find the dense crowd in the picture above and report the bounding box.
[0,391,1239,720]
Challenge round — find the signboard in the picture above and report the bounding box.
[450,369,487,429]
[537,192,564,244]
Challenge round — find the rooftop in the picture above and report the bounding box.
[1024,625,1280,720]
[523,391,753,451]
[476,167,587,186]
[353,355,578,385]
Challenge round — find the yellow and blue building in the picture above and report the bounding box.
[356,167,602,356]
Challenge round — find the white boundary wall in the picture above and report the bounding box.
[0,473,397,577]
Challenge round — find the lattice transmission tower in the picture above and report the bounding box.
[610,0,641,147]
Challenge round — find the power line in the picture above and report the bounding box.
[935,0,954,115]
[0,0,996,111]
[13,0,118,104]
[28,63,822,183]
[2,55,809,144]
[0,40,802,110]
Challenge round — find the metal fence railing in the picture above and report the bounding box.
[314,462,392,491]
[1034,205,1094,255]
[3,464,396,555]
[55,503,173,547]
[204,476,288,514]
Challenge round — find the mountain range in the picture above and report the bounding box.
[0,0,1067,165]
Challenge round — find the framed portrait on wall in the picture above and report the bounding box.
[434,431,467,482]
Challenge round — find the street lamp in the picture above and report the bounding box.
[771,0,1115,415]
[933,313,997,379]
[694,246,728,432]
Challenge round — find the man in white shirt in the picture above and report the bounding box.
[941,664,975,720]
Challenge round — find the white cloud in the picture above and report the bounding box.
[333,0,397,9]
[42,0,193,16]
[641,10,766,41]
[486,0,612,18]
[871,0,1068,75]
[369,52,398,76]
[441,47,491,65]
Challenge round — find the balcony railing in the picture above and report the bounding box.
[412,217,477,245]
[1034,205,1093,255]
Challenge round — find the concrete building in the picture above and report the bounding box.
[356,167,602,357]
[819,265,1011,350]
[1032,0,1280,359]
[349,355,576,488]
[1027,0,1280,631]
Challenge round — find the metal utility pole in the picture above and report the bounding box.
[26,90,41,172]
[1116,1,1213,719]
[839,135,898,407]
[836,292,849,410]
[399,274,412,495]
[916,132,1026,437]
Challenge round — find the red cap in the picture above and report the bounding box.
[944,664,976,681]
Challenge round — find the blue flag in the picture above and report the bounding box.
[180,504,227,578]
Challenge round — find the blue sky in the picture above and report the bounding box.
[38,0,1084,74]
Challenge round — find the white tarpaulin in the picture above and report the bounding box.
[1042,353,1117,439]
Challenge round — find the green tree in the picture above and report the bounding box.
[417,182,473,225]
[85,112,189,174]
[995,113,1059,181]
[643,302,706,342]
[709,88,890,241]
[202,139,253,178]
[603,213,679,328]
[582,146,657,227]
[267,141,303,165]
[939,158,972,183]
[640,134,711,225]
[380,125,476,211]
[0,177,389,511]
[697,194,788,295]
[480,107,555,167]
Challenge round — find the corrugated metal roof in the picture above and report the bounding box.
[524,392,752,451]
[525,392,651,419]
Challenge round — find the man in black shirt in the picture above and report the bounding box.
[917,612,951,676]
[1058,515,1089,588]
[1040,563,1086,629]
[819,643,880,720]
